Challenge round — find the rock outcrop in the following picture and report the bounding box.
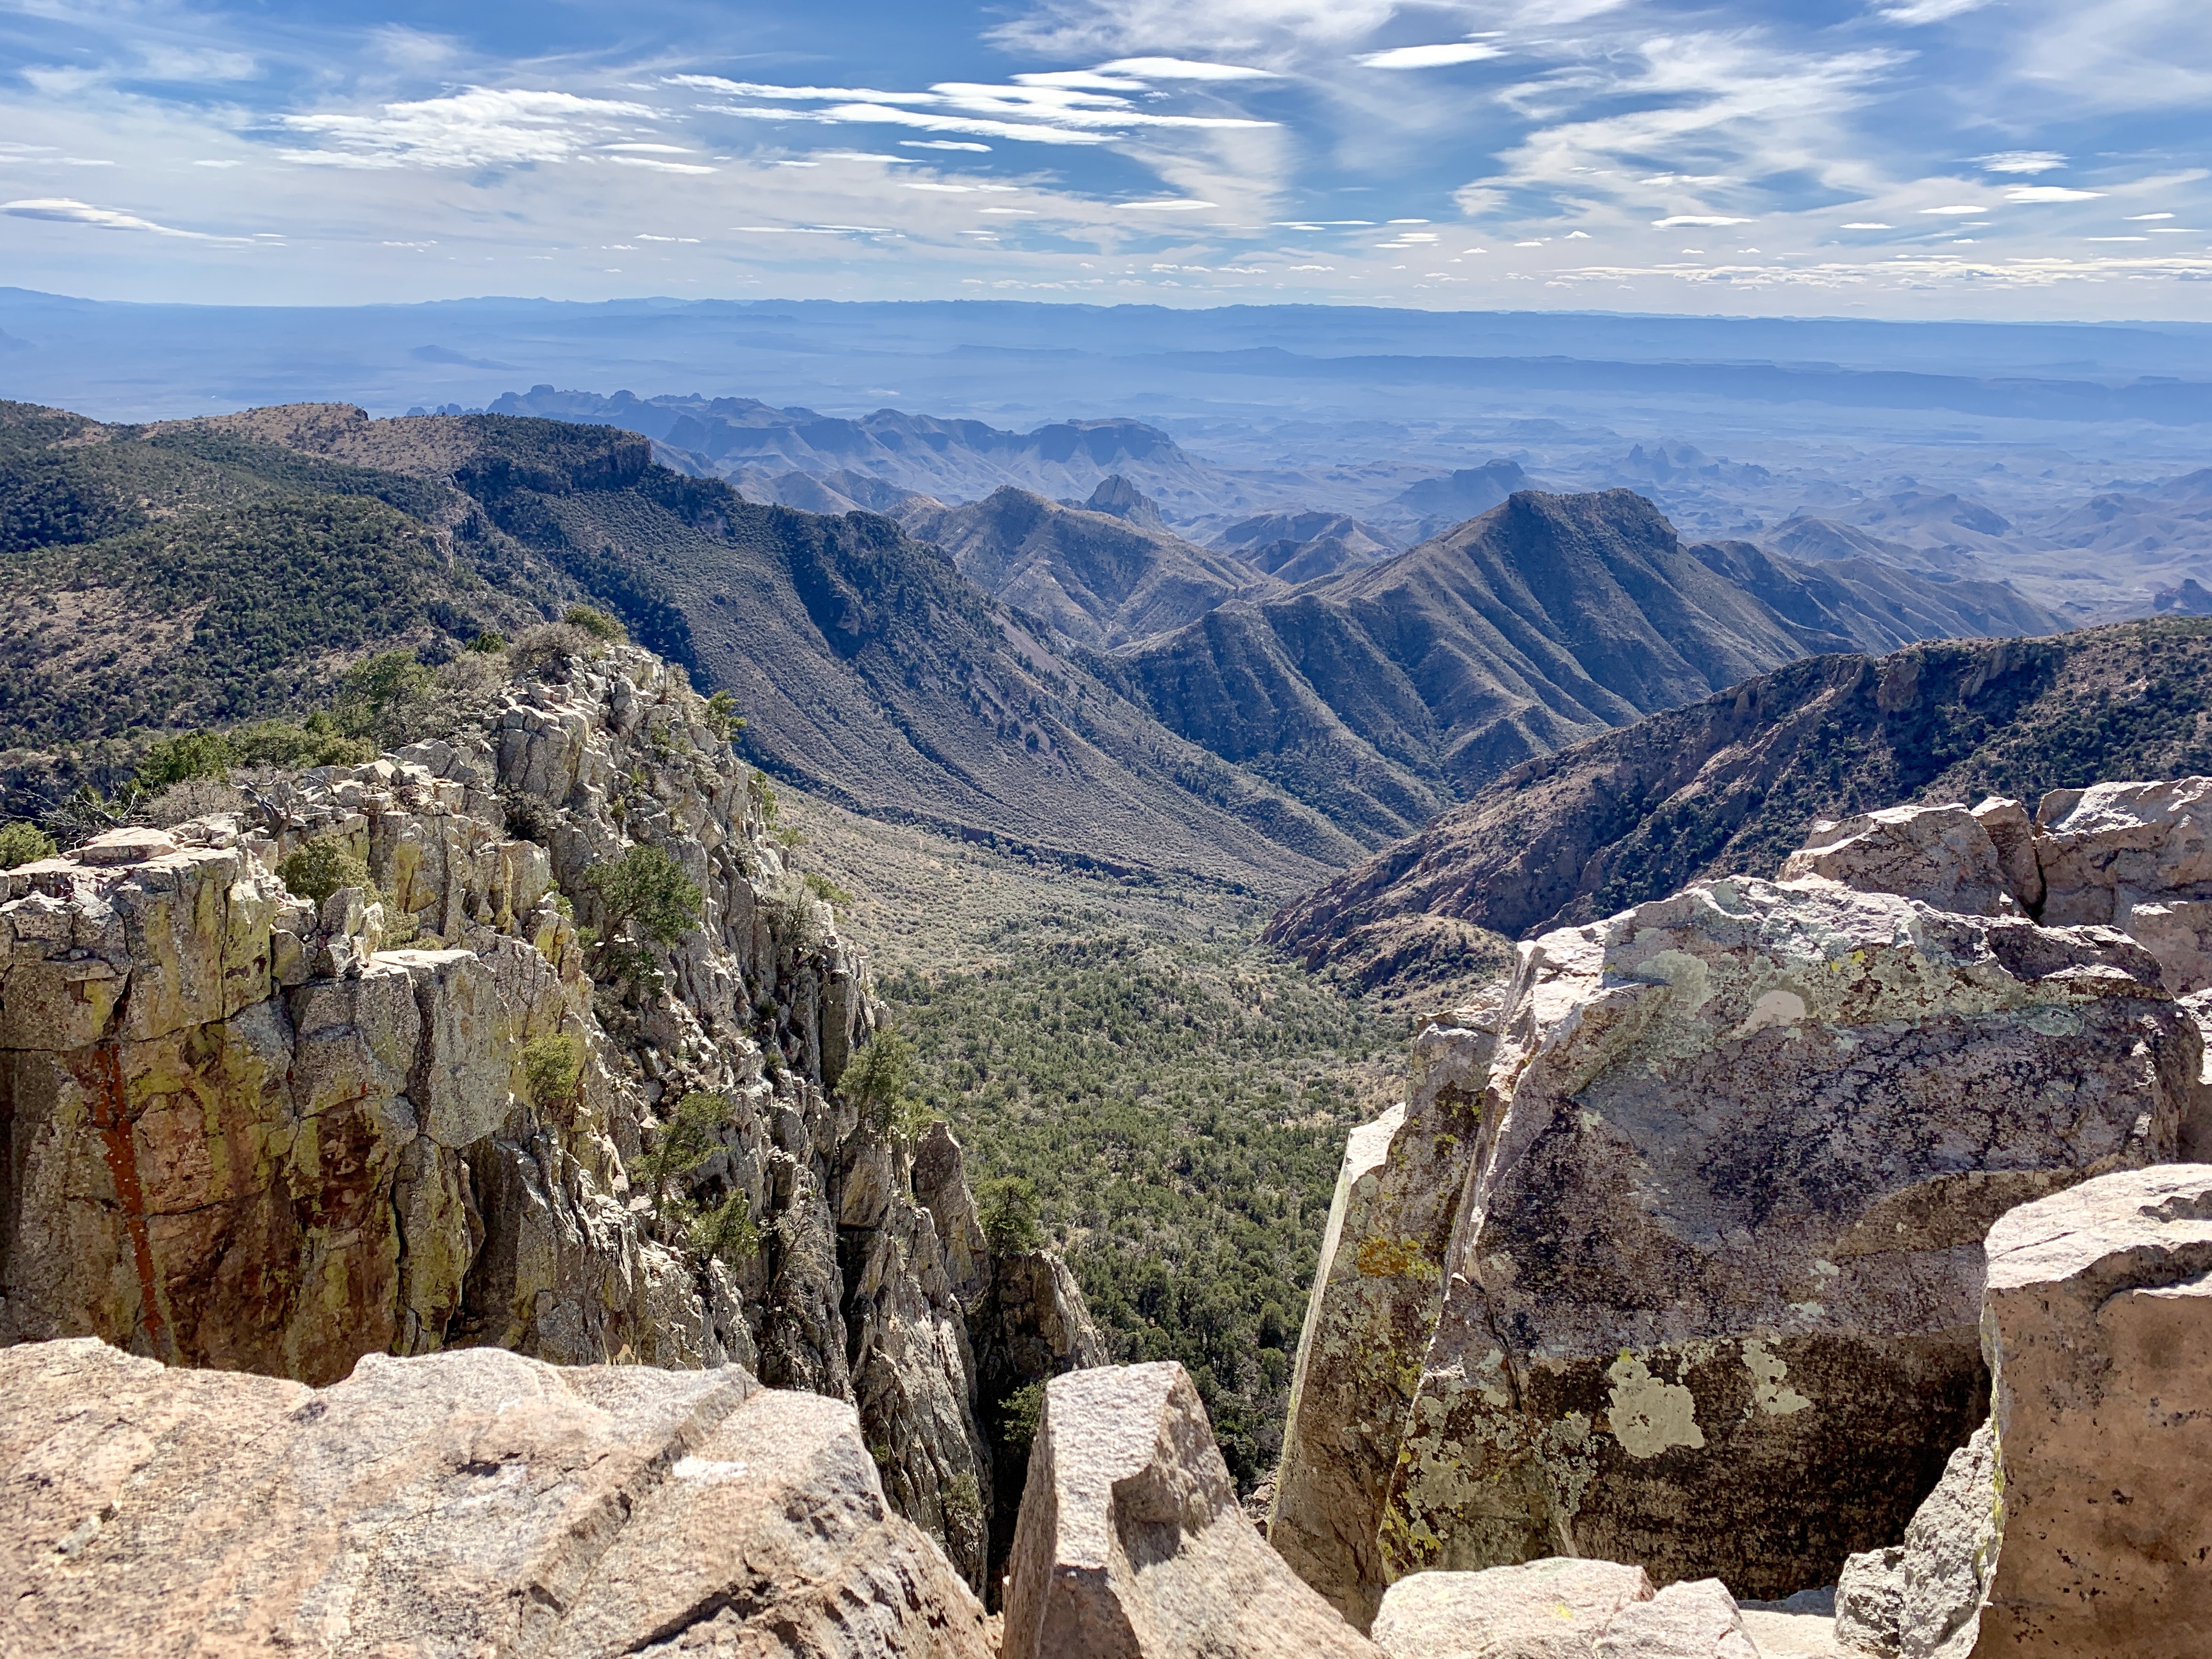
[1276,780,2212,1612]
[0,1335,993,1658]
[1832,1426,1997,1659]
[1271,1008,1499,1629]
[0,638,1082,1590]
[1001,1361,1380,1659]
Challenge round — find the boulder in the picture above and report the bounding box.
[0,1336,991,1658]
[1370,1558,1654,1657]
[1832,1421,1997,1659]
[1272,1012,1497,1628]
[1001,1361,1381,1659]
[1781,804,2018,917]
[1376,876,2198,1599]
[1595,1580,1757,1659]
[2035,778,2212,990]
[1967,1164,2212,1657]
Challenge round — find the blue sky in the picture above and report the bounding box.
[3,0,2209,318]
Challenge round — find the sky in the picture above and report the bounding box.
[3,0,2210,319]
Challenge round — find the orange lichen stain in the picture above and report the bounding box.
[1356,1235,1427,1278]
[70,1043,172,1363]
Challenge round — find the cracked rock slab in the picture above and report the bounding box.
[0,1337,991,1659]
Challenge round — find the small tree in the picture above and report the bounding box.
[277,833,373,905]
[686,1188,761,1267]
[842,1029,931,1139]
[136,730,234,792]
[469,631,507,653]
[334,650,432,738]
[0,820,58,870]
[581,843,702,983]
[521,1032,585,1108]
[564,605,626,642]
[703,691,746,742]
[635,1090,735,1208]
[978,1176,1044,1254]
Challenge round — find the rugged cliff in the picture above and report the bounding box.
[1272,780,2212,1625]
[0,632,1092,1590]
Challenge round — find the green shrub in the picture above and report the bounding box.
[563,605,625,641]
[842,1029,930,1139]
[334,649,432,738]
[685,1188,761,1266]
[276,833,372,905]
[135,729,234,791]
[229,718,376,770]
[703,690,745,741]
[1000,1381,1046,1451]
[469,631,507,653]
[978,1176,1044,1254]
[636,1090,735,1207]
[582,843,703,981]
[521,1032,585,1107]
[802,870,854,911]
[0,820,58,868]
[509,622,593,678]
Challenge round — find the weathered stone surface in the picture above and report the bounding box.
[1,641,1003,1580]
[1966,1164,2212,1657]
[915,1121,989,1305]
[1595,1580,1756,1659]
[2034,776,2212,930]
[1893,1425,1997,1659]
[1739,1609,1849,1659]
[1835,1548,1905,1655]
[1970,799,2042,912]
[1273,1010,1497,1629]
[1370,1558,1654,1658]
[1781,804,2018,917]
[0,1336,992,1658]
[1376,876,2194,1599]
[1001,1361,1381,1659]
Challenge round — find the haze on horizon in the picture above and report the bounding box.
[2,0,2209,322]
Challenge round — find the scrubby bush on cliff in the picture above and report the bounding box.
[135,729,234,791]
[580,843,703,985]
[276,833,374,905]
[978,1176,1044,1253]
[509,622,595,679]
[843,1029,931,1141]
[0,819,57,868]
[136,777,245,828]
[563,604,625,642]
[521,1032,585,1108]
[228,715,376,770]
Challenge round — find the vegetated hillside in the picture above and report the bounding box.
[1097,489,2064,849]
[485,385,1254,517]
[1268,617,2212,990]
[10,399,1353,891]
[0,402,556,749]
[1209,510,1401,584]
[896,485,1280,649]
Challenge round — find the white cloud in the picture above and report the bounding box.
[276,88,656,170]
[1654,215,1752,227]
[1876,0,1991,22]
[2128,212,2176,220]
[1918,204,1987,214]
[1977,149,2066,174]
[902,140,992,152]
[1120,199,1217,209]
[3,196,244,240]
[1355,44,1506,70]
[606,157,716,174]
[2004,185,2103,202]
[1092,57,1279,80]
[600,143,696,154]
[1841,221,1892,228]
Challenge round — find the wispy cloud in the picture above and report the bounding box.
[1355,44,1506,70]
[1978,150,2067,174]
[4,196,247,240]
[276,88,657,169]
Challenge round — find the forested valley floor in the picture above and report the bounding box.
[791,792,1492,1487]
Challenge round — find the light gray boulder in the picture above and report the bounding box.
[1781,803,2019,917]
[1001,1361,1380,1659]
[1831,1425,1996,1659]
[1371,1558,1653,1658]
[1968,1164,2212,1657]
[0,1337,992,1658]
[1595,1579,1757,1659]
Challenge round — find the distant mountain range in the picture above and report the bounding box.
[0,397,2072,893]
[1267,616,2212,990]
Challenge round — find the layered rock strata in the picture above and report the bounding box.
[0,1335,994,1658]
[1001,1360,1381,1659]
[0,640,1083,1589]
[1277,782,2212,1613]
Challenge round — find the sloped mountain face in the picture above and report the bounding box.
[1075,473,1168,532]
[1383,460,1530,534]
[1688,539,2063,651]
[1761,514,1985,576]
[486,386,1249,518]
[0,400,1352,891]
[1211,511,1400,584]
[896,486,1281,650]
[731,466,924,518]
[1102,489,1973,848]
[1267,618,2212,989]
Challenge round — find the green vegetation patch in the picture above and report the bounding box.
[888,927,1390,1487]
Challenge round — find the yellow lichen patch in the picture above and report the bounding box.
[1604,1353,1706,1458]
[1741,1338,1814,1415]
[1356,1234,1435,1278]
